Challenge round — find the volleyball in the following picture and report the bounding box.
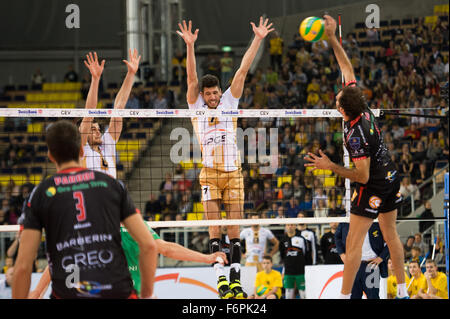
[256,285,268,296]
[299,16,325,42]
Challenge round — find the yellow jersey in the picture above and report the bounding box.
[407,273,427,298]
[387,272,410,298]
[255,269,283,299]
[423,272,448,299]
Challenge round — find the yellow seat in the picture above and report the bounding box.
[0,175,11,187]
[119,152,135,163]
[29,174,42,185]
[193,202,204,213]
[277,175,292,188]
[180,160,194,170]
[10,175,27,186]
[27,123,44,133]
[186,212,203,220]
[323,176,336,188]
[424,15,438,25]
[313,169,333,176]
[221,211,226,218]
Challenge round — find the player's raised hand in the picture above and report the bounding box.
[84,52,105,80]
[250,16,275,40]
[323,15,337,38]
[123,48,141,74]
[176,20,199,45]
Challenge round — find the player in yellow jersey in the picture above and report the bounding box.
[177,17,274,299]
[407,260,427,299]
[79,50,141,178]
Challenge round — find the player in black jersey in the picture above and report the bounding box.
[12,120,157,299]
[304,15,409,299]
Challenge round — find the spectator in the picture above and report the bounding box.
[314,199,328,218]
[320,218,342,264]
[411,141,427,162]
[239,88,253,108]
[299,192,313,214]
[413,162,432,197]
[269,32,283,72]
[31,69,46,86]
[220,52,233,89]
[409,247,425,271]
[64,64,78,82]
[404,235,415,261]
[399,176,419,200]
[160,192,178,220]
[178,193,193,216]
[248,255,283,299]
[125,92,141,109]
[171,49,186,84]
[418,201,435,238]
[285,197,301,218]
[144,193,161,220]
[413,233,427,255]
[266,202,279,218]
[407,260,427,299]
[426,138,443,163]
[159,172,174,193]
[416,259,448,299]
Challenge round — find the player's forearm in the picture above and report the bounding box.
[329,162,368,184]
[139,242,157,298]
[186,43,198,85]
[114,72,135,109]
[238,37,263,74]
[162,241,211,263]
[328,35,355,82]
[28,265,51,299]
[6,239,19,257]
[85,77,100,109]
[12,264,32,298]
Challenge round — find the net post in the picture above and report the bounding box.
[444,172,449,291]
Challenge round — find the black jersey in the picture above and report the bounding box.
[320,231,342,265]
[343,109,398,187]
[279,230,310,275]
[24,167,136,299]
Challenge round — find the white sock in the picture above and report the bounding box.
[339,293,351,299]
[214,262,226,278]
[285,288,296,299]
[298,290,306,299]
[230,263,241,273]
[397,283,408,298]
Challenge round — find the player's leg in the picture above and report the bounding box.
[223,169,247,298]
[204,199,234,299]
[377,209,408,298]
[283,275,296,299]
[225,203,246,298]
[296,275,306,299]
[341,213,373,297]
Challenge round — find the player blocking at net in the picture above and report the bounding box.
[177,17,274,299]
[79,49,141,178]
[304,15,408,299]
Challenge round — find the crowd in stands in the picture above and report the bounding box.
[0,13,449,277]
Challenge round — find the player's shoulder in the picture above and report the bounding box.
[188,93,205,109]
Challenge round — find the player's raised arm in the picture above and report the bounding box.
[108,49,141,142]
[323,15,356,84]
[230,17,274,99]
[80,52,105,147]
[176,20,199,105]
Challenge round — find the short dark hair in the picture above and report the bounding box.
[263,255,272,262]
[200,74,220,92]
[338,86,367,120]
[46,120,81,164]
[409,260,420,267]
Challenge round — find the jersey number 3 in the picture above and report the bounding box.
[73,191,87,222]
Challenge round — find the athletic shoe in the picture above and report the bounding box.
[230,280,247,299]
[395,296,410,299]
[217,276,234,299]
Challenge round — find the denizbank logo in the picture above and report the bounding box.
[156,110,175,115]
[88,110,108,115]
[221,110,239,115]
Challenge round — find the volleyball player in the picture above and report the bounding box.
[29,223,228,298]
[12,120,157,299]
[80,49,141,178]
[304,15,408,299]
[177,17,274,299]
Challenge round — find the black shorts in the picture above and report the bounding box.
[350,179,403,219]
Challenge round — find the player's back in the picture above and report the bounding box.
[24,167,135,298]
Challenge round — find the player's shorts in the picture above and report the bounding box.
[283,274,305,290]
[199,167,244,204]
[351,179,402,219]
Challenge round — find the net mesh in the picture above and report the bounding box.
[0,108,367,226]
